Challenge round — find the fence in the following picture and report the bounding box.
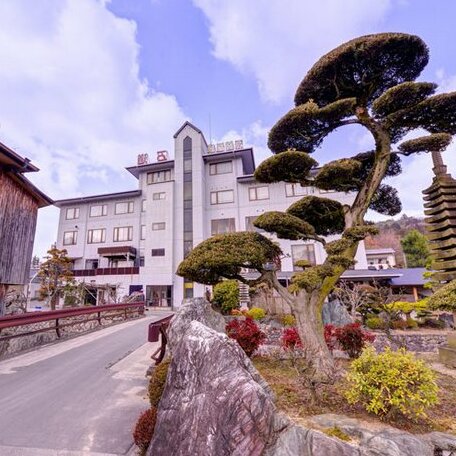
[0,303,145,356]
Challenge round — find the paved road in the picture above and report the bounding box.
[0,312,171,456]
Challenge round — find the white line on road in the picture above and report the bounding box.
[0,317,154,375]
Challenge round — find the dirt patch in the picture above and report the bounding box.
[253,356,456,435]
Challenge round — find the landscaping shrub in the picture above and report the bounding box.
[406,317,418,329]
[391,319,408,330]
[247,307,266,320]
[324,324,337,353]
[365,316,386,330]
[231,309,243,316]
[335,322,375,358]
[226,317,266,357]
[149,359,170,407]
[281,327,302,350]
[345,347,439,420]
[133,407,157,455]
[212,280,239,314]
[282,314,296,327]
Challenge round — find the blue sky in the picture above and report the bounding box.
[1,0,456,256]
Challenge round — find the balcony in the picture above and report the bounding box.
[72,267,140,277]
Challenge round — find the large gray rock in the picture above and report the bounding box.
[167,297,226,350]
[264,413,360,456]
[322,299,353,326]
[310,414,434,456]
[148,321,276,456]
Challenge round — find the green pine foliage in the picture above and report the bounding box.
[400,229,431,268]
[212,280,239,314]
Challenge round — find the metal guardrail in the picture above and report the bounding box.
[0,302,145,342]
[148,314,174,365]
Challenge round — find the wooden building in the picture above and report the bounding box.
[0,142,52,314]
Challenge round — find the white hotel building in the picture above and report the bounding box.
[55,122,367,308]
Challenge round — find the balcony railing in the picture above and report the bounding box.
[72,267,140,277]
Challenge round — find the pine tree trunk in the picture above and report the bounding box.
[292,293,335,382]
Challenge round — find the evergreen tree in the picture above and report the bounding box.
[178,33,456,380]
[401,229,431,268]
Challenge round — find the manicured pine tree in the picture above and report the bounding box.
[178,33,456,380]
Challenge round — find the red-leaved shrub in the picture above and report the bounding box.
[133,407,157,454]
[335,322,375,358]
[281,327,303,350]
[226,317,266,357]
[324,324,337,353]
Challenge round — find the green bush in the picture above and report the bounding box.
[428,280,456,312]
[282,314,296,327]
[212,280,239,314]
[149,359,170,407]
[406,317,418,329]
[365,316,385,330]
[345,347,439,420]
[247,307,266,320]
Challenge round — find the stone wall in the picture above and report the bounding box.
[0,308,143,358]
[372,330,450,353]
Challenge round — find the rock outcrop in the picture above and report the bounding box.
[167,297,226,349]
[322,299,353,326]
[148,320,276,456]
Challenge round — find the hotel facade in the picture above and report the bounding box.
[55,122,367,308]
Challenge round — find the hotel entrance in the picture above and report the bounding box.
[146,285,172,307]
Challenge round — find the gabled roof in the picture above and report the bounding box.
[0,141,53,208]
[173,121,203,138]
[173,121,208,146]
[0,140,38,172]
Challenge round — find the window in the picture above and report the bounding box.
[152,222,166,230]
[85,259,98,270]
[210,189,234,205]
[209,161,232,175]
[65,207,79,220]
[115,201,134,214]
[63,231,77,245]
[211,218,236,235]
[139,256,145,267]
[109,259,119,268]
[147,170,171,184]
[113,226,133,242]
[151,248,165,257]
[285,183,313,197]
[245,216,264,232]
[141,199,146,212]
[249,186,269,201]
[319,188,336,194]
[89,204,107,217]
[152,192,166,200]
[141,225,146,240]
[87,228,106,244]
[291,244,316,271]
[184,159,192,172]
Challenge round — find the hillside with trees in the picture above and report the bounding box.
[365,214,427,267]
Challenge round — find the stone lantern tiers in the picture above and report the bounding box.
[423,150,456,283]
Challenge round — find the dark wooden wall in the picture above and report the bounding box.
[0,171,38,285]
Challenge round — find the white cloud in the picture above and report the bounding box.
[216,120,271,166]
[0,0,187,255]
[194,0,392,103]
